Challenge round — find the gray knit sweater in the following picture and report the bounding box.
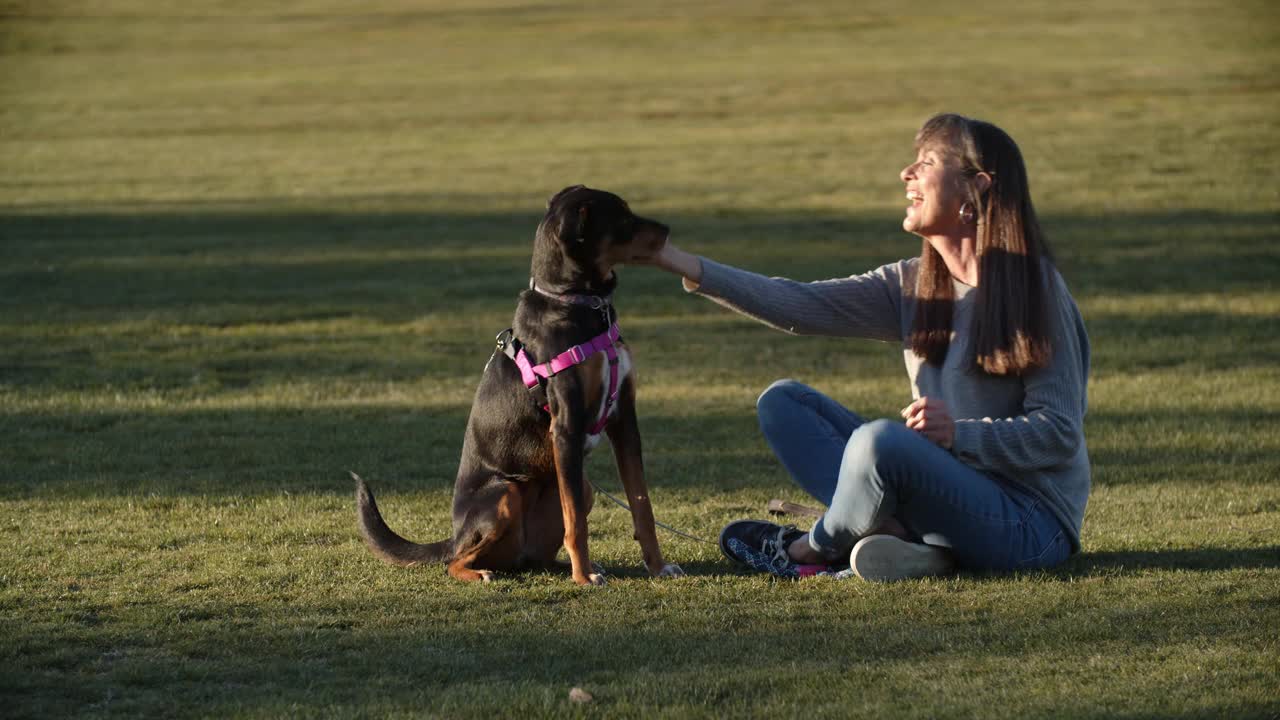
[689,256,1091,551]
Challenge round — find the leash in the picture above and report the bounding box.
[588,479,717,545]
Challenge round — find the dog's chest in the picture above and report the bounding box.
[584,344,633,454]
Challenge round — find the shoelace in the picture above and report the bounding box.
[761,525,799,568]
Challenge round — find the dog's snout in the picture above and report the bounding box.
[626,216,669,262]
[635,216,669,241]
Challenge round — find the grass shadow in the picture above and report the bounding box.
[2,404,1275,501]
[3,205,1277,313]
[0,404,779,500]
[4,204,1278,405]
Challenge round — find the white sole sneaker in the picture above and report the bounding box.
[850,534,955,582]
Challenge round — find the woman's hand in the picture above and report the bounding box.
[901,396,955,449]
[640,239,704,285]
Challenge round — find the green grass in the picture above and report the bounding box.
[2,1,1279,717]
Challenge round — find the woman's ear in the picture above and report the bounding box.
[974,172,993,196]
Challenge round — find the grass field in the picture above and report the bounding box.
[2,1,1279,717]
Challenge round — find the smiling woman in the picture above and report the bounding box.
[644,113,1091,582]
[907,114,1056,376]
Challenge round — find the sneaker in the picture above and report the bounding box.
[718,520,808,578]
[849,534,955,582]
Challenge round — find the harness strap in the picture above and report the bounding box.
[496,323,623,436]
[589,341,620,436]
[496,330,548,408]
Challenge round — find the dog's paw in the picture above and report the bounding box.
[585,572,608,587]
[477,570,495,583]
[656,563,685,578]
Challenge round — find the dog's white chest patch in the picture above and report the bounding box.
[584,344,633,454]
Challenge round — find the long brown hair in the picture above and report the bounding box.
[908,113,1055,376]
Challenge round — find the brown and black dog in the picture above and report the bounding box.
[354,185,683,586]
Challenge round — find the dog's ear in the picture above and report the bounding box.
[542,186,595,245]
[546,191,592,245]
[572,204,589,243]
[553,201,591,245]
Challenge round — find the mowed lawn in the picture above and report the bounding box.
[2,1,1278,717]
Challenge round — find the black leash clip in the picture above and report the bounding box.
[495,328,514,351]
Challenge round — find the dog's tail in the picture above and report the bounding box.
[353,472,453,567]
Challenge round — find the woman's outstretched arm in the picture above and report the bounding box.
[641,239,905,342]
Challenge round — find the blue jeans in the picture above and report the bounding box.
[756,379,1071,572]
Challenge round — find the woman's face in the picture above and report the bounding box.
[900,143,968,238]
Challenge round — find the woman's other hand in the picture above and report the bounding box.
[901,396,955,449]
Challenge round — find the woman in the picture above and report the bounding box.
[646,114,1090,581]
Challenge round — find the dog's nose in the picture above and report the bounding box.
[639,218,669,236]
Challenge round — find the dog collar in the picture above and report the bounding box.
[529,277,613,311]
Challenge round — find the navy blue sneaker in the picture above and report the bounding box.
[718,520,808,578]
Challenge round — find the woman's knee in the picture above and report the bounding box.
[755,378,809,425]
[831,419,911,505]
[843,418,916,469]
[756,378,807,409]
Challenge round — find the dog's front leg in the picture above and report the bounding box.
[550,407,605,587]
[605,379,684,579]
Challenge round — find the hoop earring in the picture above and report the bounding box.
[959,202,977,225]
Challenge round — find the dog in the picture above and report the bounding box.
[355,185,684,586]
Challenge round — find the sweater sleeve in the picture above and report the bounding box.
[951,276,1091,473]
[687,257,906,341]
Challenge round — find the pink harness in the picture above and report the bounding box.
[496,282,624,437]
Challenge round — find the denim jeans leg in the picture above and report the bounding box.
[807,418,1070,571]
[755,379,865,506]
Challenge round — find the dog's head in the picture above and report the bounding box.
[534,185,669,284]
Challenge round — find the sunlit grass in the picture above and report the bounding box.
[2,0,1279,718]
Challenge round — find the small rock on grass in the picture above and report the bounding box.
[569,687,594,704]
